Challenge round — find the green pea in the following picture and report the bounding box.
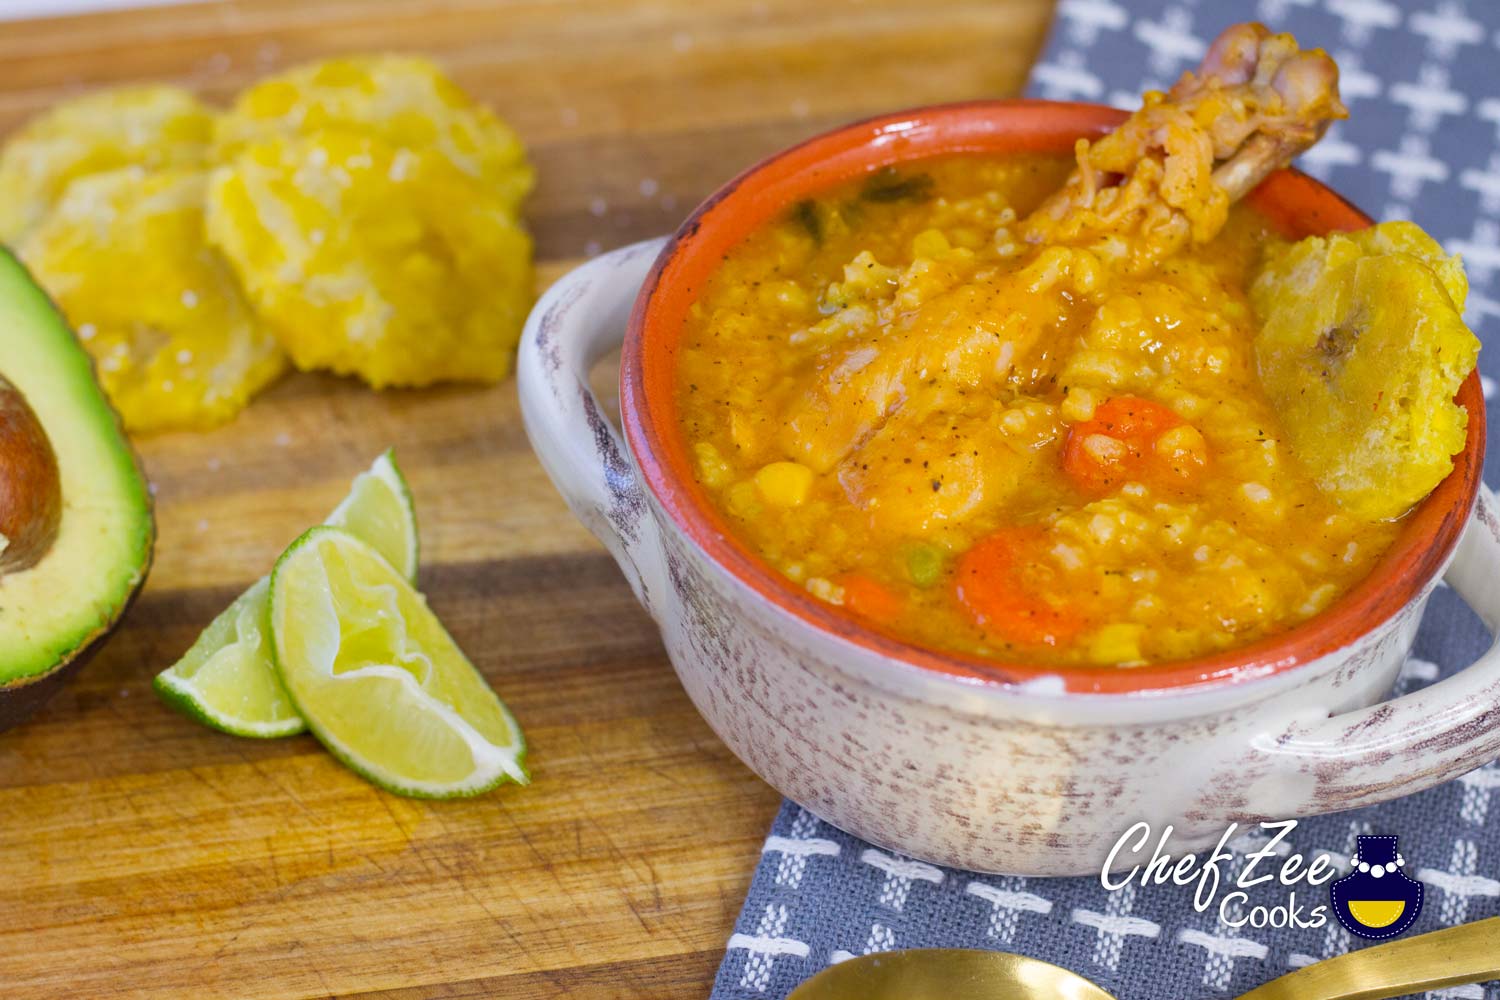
[906,544,945,587]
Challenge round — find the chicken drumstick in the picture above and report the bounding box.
[1022,22,1345,270]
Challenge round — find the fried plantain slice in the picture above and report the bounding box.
[19,166,287,432]
[1251,222,1478,521]
[0,86,215,244]
[205,129,533,387]
[214,55,532,213]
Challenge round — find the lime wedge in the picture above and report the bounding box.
[325,449,419,581]
[154,450,417,737]
[269,526,527,797]
[154,577,294,736]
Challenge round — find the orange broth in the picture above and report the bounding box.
[672,154,1401,667]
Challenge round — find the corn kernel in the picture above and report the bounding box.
[912,228,951,259]
[1089,623,1144,664]
[1155,424,1208,474]
[755,461,814,507]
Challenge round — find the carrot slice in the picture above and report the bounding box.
[1062,395,1197,493]
[954,527,1084,647]
[834,572,905,621]
[1086,395,1182,439]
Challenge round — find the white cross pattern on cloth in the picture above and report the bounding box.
[1032,49,1108,101]
[1452,220,1500,285]
[1408,1,1485,58]
[861,849,945,912]
[1429,986,1488,999]
[1462,153,1500,216]
[1419,839,1500,926]
[730,904,810,994]
[829,922,897,965]
[762,809,842,890]
[1458,764,1500,826]
[1132,6,1206,76]
[965,877,1055,944]
[1178,921,1271,993]
[1331,49,1383,104]
[1060,0,1130,46]
[1327,0,1401,45]
[1389,65,1470,133]
[1177,857,1269,992]
[1072,884,1162,971]
[1396,656,1442,694]
[1372,135,1450,207]
[1258,0,1318,23]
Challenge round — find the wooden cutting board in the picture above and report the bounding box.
[0,2,1053,996]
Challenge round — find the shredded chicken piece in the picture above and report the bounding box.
[776,23,1349,537]
[1022,22,1345,270]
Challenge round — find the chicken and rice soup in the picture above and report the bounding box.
[673,155,1403,667]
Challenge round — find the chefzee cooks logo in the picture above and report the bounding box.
[1101,821,1424,936]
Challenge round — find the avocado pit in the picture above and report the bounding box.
[0,372,61,574]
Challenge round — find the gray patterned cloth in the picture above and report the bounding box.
[710,2,1500,998]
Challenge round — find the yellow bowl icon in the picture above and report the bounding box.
[1347,900,1406,929]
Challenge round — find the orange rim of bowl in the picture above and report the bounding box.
[621,99,1486,696]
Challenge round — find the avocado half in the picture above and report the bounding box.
[0,248,153,731]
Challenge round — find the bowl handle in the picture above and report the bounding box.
[1246,484,1500,815]
[517,238,669,612]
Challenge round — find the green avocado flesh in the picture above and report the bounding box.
[0,249,152,684]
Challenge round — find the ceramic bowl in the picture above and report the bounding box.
[518,101,1500,875]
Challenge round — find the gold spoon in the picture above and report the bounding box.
[787,916,1500,1000]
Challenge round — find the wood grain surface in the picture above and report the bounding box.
[0,1,1055,996]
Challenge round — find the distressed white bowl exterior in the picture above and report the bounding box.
[520,238,1500,877]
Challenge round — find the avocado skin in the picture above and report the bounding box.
[0,247,155,731]
[0,652,87,730]
[0,522,152,732]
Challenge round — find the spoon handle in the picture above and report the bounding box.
[1235,917,1500,1000]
